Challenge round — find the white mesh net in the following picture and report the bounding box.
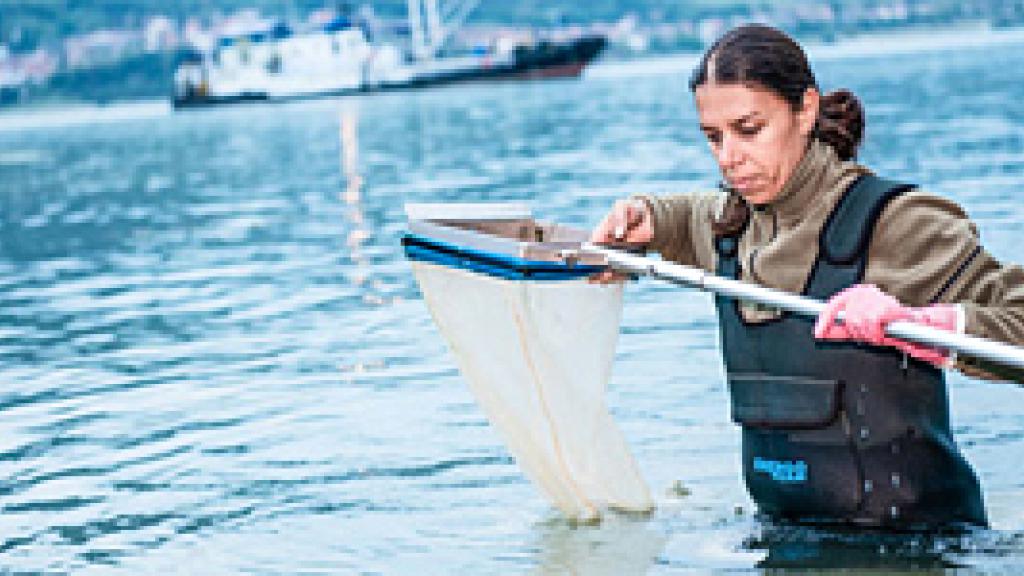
[412,261,653,520]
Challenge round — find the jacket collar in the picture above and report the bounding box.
[754,138,865,226]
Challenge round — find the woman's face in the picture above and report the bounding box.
[695,81,819,205]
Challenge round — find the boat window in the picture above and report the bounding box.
[266,53,282,74]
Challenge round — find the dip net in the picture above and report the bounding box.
[405,205,652,520]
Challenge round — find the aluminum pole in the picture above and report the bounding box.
[580,243,1024,372]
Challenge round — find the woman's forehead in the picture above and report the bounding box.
[695,82,787,124]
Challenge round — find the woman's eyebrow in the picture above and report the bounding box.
[729,112,761,126]
[700,112,761,132]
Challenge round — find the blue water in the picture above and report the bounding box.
[3,34,1024,574]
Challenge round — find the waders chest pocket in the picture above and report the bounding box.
[728,375,842,429]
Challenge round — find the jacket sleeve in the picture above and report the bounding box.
[632,192,721,272]
[864,191,1024,382]
[944,249,1024,381]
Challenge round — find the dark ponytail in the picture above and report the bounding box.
[711,184,751,239]
[815,89,864,162]
[690,24,866,238]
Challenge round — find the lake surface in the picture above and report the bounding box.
[3,33,1024,574]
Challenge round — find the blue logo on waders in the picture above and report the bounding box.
[753,457,808,483]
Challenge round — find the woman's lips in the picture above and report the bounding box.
[729,176,757,190]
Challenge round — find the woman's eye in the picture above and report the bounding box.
[704,132,721,145]
[738,124,761,136]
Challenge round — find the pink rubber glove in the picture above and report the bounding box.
[813,284,957,367]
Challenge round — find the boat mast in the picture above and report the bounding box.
[435,0,482,53]
[424,0,443,57]
[407,0,481,60]
[407,0,429,60]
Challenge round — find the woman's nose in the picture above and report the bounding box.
[716,136,741,171]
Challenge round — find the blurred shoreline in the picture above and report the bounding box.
[589,22,1024,78]
[3,22,1024,127]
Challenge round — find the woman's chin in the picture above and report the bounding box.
[738,187,774,206]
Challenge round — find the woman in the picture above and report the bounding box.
[592,24,1024,529]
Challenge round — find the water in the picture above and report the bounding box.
[2,35,1024,574]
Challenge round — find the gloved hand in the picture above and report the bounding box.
[813,284,957,367]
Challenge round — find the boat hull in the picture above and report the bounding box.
[173,35,607,109]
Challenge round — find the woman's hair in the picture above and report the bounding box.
[690,24,865,238]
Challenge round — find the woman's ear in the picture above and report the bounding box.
[798,87,820,137]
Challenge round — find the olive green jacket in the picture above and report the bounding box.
[636,139,1024,381]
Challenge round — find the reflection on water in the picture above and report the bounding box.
[533,513,666,575]
[339,103,377,306]
[2,36,1024,573]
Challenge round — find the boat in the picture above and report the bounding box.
[172,1,607,108]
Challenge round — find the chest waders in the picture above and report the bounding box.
[714,174,987,529]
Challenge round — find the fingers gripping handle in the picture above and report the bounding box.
[612,200,648,241]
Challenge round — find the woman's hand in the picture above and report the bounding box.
[813,284,956,366]
[589,198,654,246]
[588,198,654,283]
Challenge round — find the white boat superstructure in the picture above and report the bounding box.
[174,23,407,102]
[172,1,607,108]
